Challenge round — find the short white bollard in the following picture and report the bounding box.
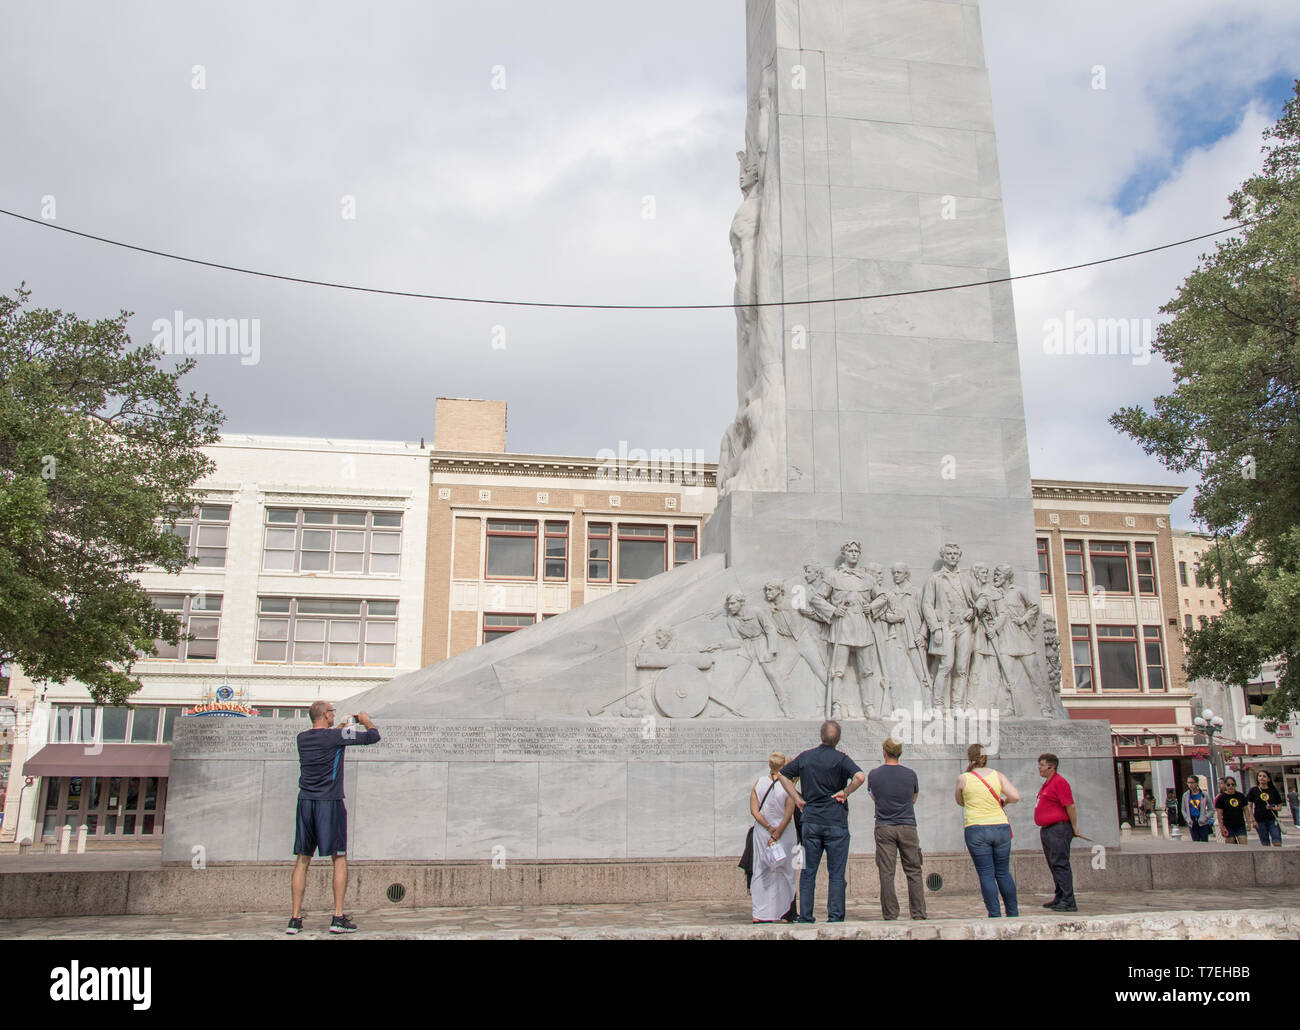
[1157,810,1170,839]
[1120,822,1132,843]
[76,825,88,854]
[1149,814,1160,838]
[59,824,71,854]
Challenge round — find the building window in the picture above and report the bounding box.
[1144,626,1166,691]
[618,524,668,582]
[587,522,611,582]
[483,613,534,643]
[1134,541,1156,595]
[101,707,129,743]
[1184,614,1192,632]
[1036,538,1051,593]
[255,597,397,666]
[1096,625,1140,691]
[149,593,222,661]
[163,504,231,568]
[1070,625,1093,691]
[262,508,403,575]
[543,521,568,581]
[1088,541,1132,593]
[673,525,698,567]
[39,774,167,840]
[485,519,537,579]
[131,707,160,743]
[1064,539,1086,593]
[1179,561,1188,587]
[49,705,177,745]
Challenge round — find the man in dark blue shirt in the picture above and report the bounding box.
[776,720,864,922]
[288,700,380,935]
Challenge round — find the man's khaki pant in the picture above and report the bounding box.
[874,824,926,920]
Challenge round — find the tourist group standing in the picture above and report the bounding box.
[747,725,1082,922]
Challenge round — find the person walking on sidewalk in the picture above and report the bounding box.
[955,743,1020,918]
[1246,771,1284,847]
[1288,786,1299,829]
[1214,777,1249,845]
[867,737,926,921]
[1034,753,1078,912]
[776,720,865,923]
[1181,776,1214,842]
[288,702,381,935]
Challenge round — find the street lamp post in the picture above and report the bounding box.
[1193,708,1226,799]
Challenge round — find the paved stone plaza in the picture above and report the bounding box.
[0,886,1296,940]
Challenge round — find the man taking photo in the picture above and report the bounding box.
[288,701,381,934]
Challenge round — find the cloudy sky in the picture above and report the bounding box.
[2,1,1297,528]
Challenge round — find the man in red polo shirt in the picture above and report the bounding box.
[1035,753,1078,912]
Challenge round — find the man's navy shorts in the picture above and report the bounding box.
[294,798,348,857]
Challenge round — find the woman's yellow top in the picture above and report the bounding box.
[962,768,1009,827]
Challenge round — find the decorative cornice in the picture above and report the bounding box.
[430,451,717,486]
[1031,479,1186,506]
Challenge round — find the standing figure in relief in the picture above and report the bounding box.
[968,562,1001,710]
[733,146,759,369]
[880,562,931,709]
[922,542,977,709]
[798,561,837,716]
[863,562,893,715]
[827,541,880,718]
[705,591,794,717]
[764,580,829,693]
[990,564,1046,716]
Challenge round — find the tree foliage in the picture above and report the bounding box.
[1111,81,1300,722]
[0,286,224,704]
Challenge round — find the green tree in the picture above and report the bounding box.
[1111,81,1300,723]
[0,286,224,704]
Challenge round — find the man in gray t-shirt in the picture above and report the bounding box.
[866,738,926,920]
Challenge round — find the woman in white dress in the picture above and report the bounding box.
[749,751,798,923]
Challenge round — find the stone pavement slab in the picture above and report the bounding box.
[1,887,1297,940]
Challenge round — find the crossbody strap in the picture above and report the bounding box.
[970,770,1003,807]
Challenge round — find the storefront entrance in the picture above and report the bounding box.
[39,775,167,839]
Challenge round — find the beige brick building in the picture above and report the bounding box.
[1033,480,1192,824]
[422,399,717,663]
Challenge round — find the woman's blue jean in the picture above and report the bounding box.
[1256,819,1282,846]
[965,823,1018,917]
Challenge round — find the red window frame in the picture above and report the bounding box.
[1096,624,1140,691]
[543,521,569,581]
[1064,540,1086,594]
[1143,625,1166,691]
[673,524,698,567]
[485,519,538,581]
[483,612,535,644]
[1134,541,1157,596]
[587,522,611,583]
[617,524,668,583]
[1088,541,1133,595]
[1070,624,1094,692]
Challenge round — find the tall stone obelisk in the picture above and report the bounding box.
[709,0,1037,606]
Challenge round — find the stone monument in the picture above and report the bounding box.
[163,0,1119,866]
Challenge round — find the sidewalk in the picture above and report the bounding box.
[2,886,1297,940]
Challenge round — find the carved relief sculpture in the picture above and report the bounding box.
[704,591,793,717]
[922,542,977,708]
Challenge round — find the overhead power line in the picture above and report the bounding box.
[0,206,1249,311]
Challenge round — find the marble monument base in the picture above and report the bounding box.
[162,716,1117,863]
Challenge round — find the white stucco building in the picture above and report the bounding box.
[2,434,430,844]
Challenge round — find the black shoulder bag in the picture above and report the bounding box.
[739,779,778,889]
